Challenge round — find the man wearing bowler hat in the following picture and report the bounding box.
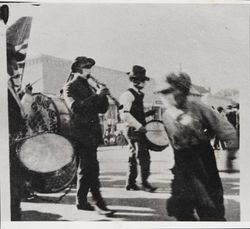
[119,65,157,192]
[63,56,115,216]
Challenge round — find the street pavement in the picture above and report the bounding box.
[21,145,240,221]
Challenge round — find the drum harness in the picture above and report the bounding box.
[25,182,75,203]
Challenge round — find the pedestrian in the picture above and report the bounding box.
[62,56,115,216]
[226,105,237,129]
[119,65,157,192]
[234,103,240,140]
[154,72,238,221]
[213,106,226,150]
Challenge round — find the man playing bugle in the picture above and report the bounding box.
[62,56,115,216]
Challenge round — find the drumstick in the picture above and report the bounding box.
[11,131,46,146]
[30,77,42,86]
[19,78,42,93]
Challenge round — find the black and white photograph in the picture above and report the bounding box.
[0,0,250,226]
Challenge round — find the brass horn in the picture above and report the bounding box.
[87,74,123,110]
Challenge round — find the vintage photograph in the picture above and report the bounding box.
[0,1,248,224]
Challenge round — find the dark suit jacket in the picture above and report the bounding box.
[63,76,109,147]
[8,88,26,140]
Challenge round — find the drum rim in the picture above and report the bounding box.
[18,133,74,173]
[28,157,77,193]
[18,133,77,193]
[145,119,164,125]
[32,92,72,113]
[145,119,169,151]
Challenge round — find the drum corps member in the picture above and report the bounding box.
[119,65,157,192]
[7,45,27,221]
[62,56,115,216]
[155,72,238,221]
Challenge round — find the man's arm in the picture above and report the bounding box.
[63,81,108,114]
[200,102,239,159]
[119,91,143,130]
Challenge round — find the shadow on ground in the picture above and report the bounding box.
[21,170,240,221]
[22,210,65,221]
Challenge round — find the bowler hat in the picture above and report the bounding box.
[127,65,150,81]
[72,56,95,72]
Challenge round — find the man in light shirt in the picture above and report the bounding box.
[119,65,157,192]
[155,72,238,221]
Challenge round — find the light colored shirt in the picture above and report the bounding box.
[162,99,238,151]
[119,84,143,130]
[21,92,33,116]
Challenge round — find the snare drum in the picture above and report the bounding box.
[17,133,77,193]
[145,120,169,152]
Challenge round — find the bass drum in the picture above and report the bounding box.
[25,93,71,137]
[145,120,169,152]
[17,133,77,193]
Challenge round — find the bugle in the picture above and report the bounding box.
[87,74,123,110]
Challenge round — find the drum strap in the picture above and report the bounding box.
[25,181,74,203]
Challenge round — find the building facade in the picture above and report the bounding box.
[22,55,235,139]
[23,55,166,130]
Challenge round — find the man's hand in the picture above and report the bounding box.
[24,83,33,95]
[97,87,110,97]
[137,126,147,134]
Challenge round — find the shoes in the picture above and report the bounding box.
[141,182,157,193]
[95,200,116,216]
[126,183,140,191]
[77,202,95,211]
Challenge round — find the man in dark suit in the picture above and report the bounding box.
[63,56,115,216]
[7,48,27,221]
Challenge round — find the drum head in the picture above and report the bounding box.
[19,133,74,173]
[145,120,169,151]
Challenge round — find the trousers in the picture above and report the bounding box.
[74,141,103,205]
[126,134,151,185]
[167,142,225,221]
[10,145,25,221]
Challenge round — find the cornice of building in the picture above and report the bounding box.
[25,55,43,66]
[207,94,233,102]
[41,54,71,66]
[93,65,127,76]
[26,54,127,75]
[26,54,71,67]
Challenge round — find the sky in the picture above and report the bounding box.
[7,2,249,93]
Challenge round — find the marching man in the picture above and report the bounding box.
[119,65,157,192]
